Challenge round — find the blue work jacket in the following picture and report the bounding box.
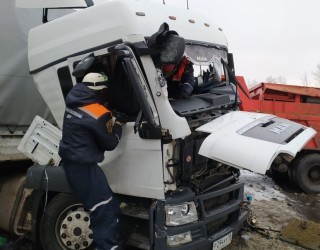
[59,83,122,164]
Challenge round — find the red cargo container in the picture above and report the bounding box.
[237,76,320,193]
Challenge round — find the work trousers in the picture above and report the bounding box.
[64,161,120,250]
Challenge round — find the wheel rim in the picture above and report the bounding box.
[55,204,93,249]
[308,165,320,185]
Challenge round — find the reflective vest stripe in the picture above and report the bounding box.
[89,196,113,212]
[78,103,111,120]
[173,56,189,81]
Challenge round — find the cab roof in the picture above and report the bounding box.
[27,0,228,72]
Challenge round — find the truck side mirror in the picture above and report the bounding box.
[160,34,185,65]
[147,22,185,65]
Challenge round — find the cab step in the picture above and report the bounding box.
[120,202,149,220]
[126,232,150,250]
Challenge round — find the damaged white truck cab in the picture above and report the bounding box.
[17,0,315,249]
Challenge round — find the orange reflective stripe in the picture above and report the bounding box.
[173,57,189,81]
[79,103,112,119]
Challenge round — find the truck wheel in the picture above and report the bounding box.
[288,165,299,188]
[40,193,94,250]
[296,154,320,194]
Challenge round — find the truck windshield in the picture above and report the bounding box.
[184,44,228,67]
[184,43,229,91]
[167,44,237,120]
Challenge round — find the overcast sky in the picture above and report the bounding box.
[7,0,320,87]
[162,0,320,86]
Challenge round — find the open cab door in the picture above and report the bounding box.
[196,111,316,174]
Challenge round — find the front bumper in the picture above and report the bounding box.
[153,181,248,250]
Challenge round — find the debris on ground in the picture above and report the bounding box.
[280,218,320,250]
[226,170,320,250]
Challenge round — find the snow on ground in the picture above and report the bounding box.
[239,170,290,202]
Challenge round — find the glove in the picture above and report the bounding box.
[114,112,129,124]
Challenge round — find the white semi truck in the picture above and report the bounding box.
[0,0,315,249]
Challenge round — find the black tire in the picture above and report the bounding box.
[40,193,95,250]
[296,154,320,194]
[288,164,299,188]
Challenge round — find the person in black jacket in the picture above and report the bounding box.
[59,72,127,250]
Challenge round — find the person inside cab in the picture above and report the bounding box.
[162,56,195,99]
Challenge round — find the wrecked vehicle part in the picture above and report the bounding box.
[196,111,316,175]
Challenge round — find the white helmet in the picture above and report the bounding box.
[82,73,108,90]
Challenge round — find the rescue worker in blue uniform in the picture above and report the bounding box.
[59,72,127,250]
[162,56,195,99]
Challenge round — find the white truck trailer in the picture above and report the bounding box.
[0,0,315,249]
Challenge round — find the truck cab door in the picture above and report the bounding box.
[196,111,316,174]
[67,47,164,199]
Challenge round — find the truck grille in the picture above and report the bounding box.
[203,189,240,213]
[197,182,244,239]
[205,211,239,237]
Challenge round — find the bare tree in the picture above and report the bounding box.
[276,76,286,84]
[312,63,320,86]
[301,72,310,86]
[265,76,277,83]
[265,76,286,84]
[246,79,258,89]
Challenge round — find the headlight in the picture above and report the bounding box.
[165,202,198,226]
[167,231,192,247]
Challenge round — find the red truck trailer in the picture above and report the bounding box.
[237,77,320,193]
